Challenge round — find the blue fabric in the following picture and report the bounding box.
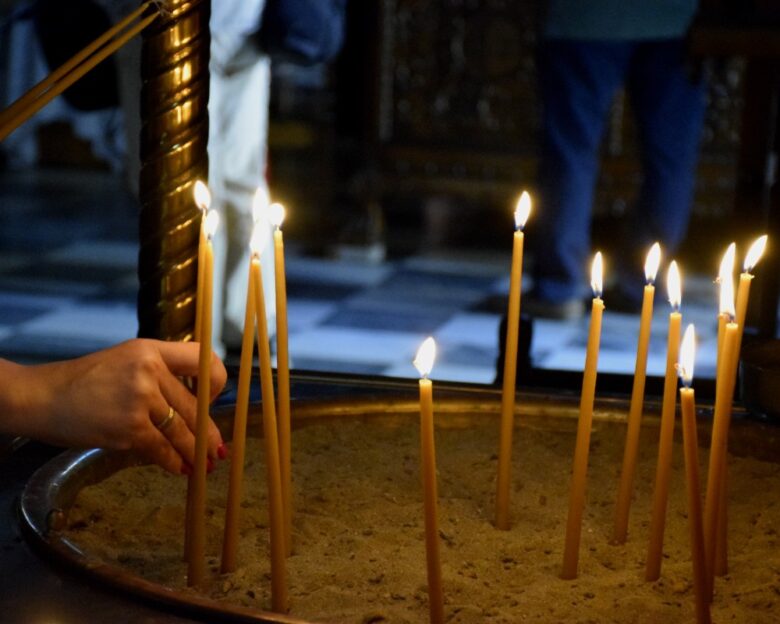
[544,0,698,41]
[533,39,706,303]
[258,0,347,65]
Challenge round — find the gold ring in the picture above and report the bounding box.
[156,406,175,432]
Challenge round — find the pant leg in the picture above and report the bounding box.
[208,34,273,357]
[626,39,706,259]
[533,40,631,302]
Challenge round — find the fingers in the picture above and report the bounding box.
[209,351,228,400]
[158,370,223,460]
[121,339,228,473]
[136,424,187,475]
[143,402,219,476]
[141,392,188,475]
[154,340,228,399]
[158,408,196,468]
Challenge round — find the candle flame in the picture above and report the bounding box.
[252,186,271,223]
[269,202,286,228]
[644,242,661,284]
[193,180,211,211]
[413,337,436,378]
[718,243,736,285]
[204,208,220,239]
[678,323,696,387]
[514,191,531,231]
[719,263,735,318]
[667,260,681,310]
[590,251,603,298]
[744,234,768,273]
[249,219,267,256]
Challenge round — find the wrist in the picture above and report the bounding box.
[0,359,57,441]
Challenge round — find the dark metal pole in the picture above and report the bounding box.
[138,0,210,340]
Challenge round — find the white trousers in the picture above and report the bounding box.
[208,33,274,357]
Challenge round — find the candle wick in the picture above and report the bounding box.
[675,363,692,388]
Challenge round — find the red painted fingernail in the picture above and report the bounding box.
[207,457,215,474]
[217,443,228,460]
[180,463,192,476]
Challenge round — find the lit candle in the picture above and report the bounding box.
[250,223,288,612]
[714,234,766,578]
[735,235,767,333]
[188,208,218,587]
[713,243,735,578]
[221,229,258,574]
[270,201,292,556]
[678,324,711,624]
[414,337,444,624]
[185,180,211,563]
[645,260,683,581]
[703,264,738,601]
[613,242,661,544]
[192,180,211,343]
[716,243,736,381]
[496,191,531,530]
[561,252,604,580]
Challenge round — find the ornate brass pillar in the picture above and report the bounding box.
[138,0,210,340]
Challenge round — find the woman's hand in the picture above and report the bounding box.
[2,339,227,475]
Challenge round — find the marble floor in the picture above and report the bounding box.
[0,169,735,391]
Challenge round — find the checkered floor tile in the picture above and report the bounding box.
[0,169,746,385]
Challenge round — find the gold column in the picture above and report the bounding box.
[138,0,210,340]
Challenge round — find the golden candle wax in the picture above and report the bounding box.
[414,337,444,624]
[561,252,604,580]
[221,251,257,573]
[192,180,210,343]
[185,180,210,563]
[678,325,711,624]
[645,260,682,582]
[496,191,531,531]
[704,319,738,599]
[270,201,292,555]
[703,262,739,600]
[613,242,660,544]
[251,228,288,612]
[714,234,766,578]
[714,242,735,576]
[188,208,218,587]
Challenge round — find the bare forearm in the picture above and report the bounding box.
[0,340,227,474]
[0,359,56,441]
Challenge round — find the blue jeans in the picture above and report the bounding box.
[533,39,706,303]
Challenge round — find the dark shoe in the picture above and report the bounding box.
[523,293,584,321]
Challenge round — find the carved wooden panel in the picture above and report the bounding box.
[375,0,742,218]
[379,0,539,152]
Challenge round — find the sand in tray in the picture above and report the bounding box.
[64,416,780,623]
